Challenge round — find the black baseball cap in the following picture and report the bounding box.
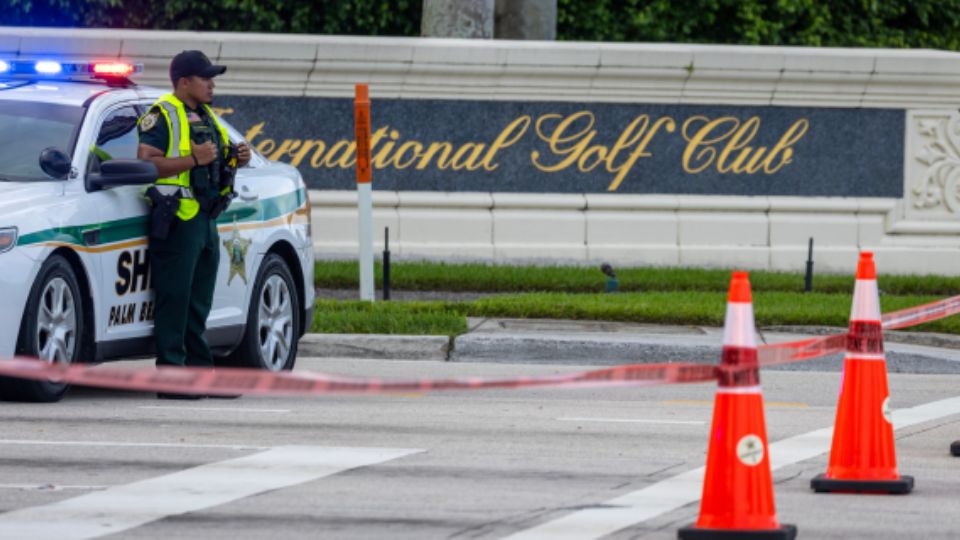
[169,50,226,83]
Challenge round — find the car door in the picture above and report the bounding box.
[85,103,156,344]
[202,115,258,331]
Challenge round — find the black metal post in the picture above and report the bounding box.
[383,227,391,301]
[804,237,814,293]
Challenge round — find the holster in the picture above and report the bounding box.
[145,185,182,240]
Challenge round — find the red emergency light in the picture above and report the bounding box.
[92,62,136,76]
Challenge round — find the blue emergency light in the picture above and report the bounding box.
[35,60,62,74]
[0,59,142,80]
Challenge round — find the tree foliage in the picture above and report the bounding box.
[556,0,960,50]
[2,0,959,51]
[0,0,421,35]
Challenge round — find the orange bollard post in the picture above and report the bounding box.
[354,84,372,185]
[811,251,914,494]
[354,83,374,301]
[679,272,796,540]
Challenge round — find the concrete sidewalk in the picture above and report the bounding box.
[298,318,960,374]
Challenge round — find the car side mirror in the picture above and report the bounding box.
[39,147,72,180]
[87,159,158,191]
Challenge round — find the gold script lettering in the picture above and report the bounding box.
[716,116,762,174]
[392,141,424,169]
[323,140,356,169]
[761,119,809,174]
[606,116,676,191]
[531,112,597,172]
[225,109,808,187]
[372,129,400,168]
[418,142,454,170]
[682,116,809,175]
[450,143,487,171]
[682,116,741,174]
[480,116,531,172]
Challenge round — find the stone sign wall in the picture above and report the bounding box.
[4,27,958,273]
[215,96,904,198]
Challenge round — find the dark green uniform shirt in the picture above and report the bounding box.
[138,104,224,210]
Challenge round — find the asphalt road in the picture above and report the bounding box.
[0,356,957,539]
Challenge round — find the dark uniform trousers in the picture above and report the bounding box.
[150,210,219,367]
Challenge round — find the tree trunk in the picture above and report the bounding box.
[421,0,495,39]
[495,0,557,40]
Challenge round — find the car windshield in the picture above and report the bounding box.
[0,100,84,182]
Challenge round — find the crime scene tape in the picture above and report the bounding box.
[0,293,958,396]
[758,333,847,367]
[882,293,960,330]
[0,357,719,396]
[756,293,960,367]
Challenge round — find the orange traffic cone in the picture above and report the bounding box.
[811,251,914,494]
[679,272,796,540]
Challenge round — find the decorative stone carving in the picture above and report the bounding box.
[906,110,960,220]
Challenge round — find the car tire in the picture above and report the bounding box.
[224,253,300,371]
[0,255,84,402]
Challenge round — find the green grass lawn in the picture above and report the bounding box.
[311,291,960,336]
[312,299,468,337]
[312,260,960,335]
[315,260,960,296]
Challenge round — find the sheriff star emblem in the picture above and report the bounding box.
[140,112,158,131]
[223,218,251,285]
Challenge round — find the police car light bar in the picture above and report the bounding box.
[93,62,137,76]
[35,60,62,74]
[0,60,142,79]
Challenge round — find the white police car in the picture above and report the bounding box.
[0,60,315,402]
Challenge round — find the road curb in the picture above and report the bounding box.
[451,333,719,364]
[450,332,960,373]
[300,323,960,374]
[299,333,450,361]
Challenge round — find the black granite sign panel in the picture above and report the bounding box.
[213,96,904,197]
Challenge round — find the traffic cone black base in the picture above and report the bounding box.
[951,441,960,457]
[678,524,797,540]
[811,474,913,494]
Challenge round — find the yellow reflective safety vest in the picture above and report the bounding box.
[143,93,230,221]
[89,144,112,162]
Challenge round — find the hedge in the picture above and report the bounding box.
[0,0,421,35]
[555,0,960,50]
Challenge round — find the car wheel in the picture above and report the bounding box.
[226,253,300,371]
[0,255,83,402]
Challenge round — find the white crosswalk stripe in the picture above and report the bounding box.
[505,396,960,540]
[0,445,422,540]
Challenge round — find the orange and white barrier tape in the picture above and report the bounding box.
[1,293,958,396]
[881,294,960,330]
[0,357,718,396]
[757,293,960,367]
[758,334,847,367]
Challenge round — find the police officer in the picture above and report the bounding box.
[137,50,251,399]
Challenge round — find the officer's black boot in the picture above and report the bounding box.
[157,392,206,400]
